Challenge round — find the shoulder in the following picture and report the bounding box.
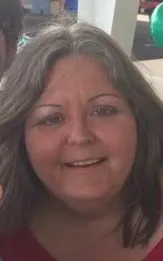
[144,238,163,260]
[0,229,30,261]
[144,222,163,261]
[0,228,55,261]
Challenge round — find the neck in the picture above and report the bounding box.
[30,194,123,250]
[29,195,150,261]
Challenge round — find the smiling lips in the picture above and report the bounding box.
[65,158,106,168]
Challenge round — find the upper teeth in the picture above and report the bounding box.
[69,158,102,167]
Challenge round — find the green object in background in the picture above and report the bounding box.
[17,33,32,53]
[150,3,163,48]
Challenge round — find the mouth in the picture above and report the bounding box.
[64,158,106,168]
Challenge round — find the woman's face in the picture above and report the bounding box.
[25,56,137,213]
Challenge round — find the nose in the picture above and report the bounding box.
[67,117,96,145]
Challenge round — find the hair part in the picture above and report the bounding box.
[0,22,163,247]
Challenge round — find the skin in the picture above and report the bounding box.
[25,56,143,260]
[58,0,66,9]
[25,56,137,210]
[53,0,65,11]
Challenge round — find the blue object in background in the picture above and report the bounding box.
[31,0,50,14]
[65,0,78,12]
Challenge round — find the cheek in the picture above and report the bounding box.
[111,119,136,152]
[25,128,64,169]
[94,116,137,168]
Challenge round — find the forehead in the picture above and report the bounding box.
[38,56,121,104]
[51,55,107,80]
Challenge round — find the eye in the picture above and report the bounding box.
[91,106,119,117]
[39,114,65,126]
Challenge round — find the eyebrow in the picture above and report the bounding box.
[35,104,62,109]
[34,93,121,110]
[88,93,121,102]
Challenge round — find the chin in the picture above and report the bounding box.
[59,190,115,218]
[66,199,111,219]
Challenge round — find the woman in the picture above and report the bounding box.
[58,0,66,10]
[51,0,66,12]
[0,0,23,78]
[0,23,163,261]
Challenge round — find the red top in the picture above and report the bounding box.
[0,228,163,261]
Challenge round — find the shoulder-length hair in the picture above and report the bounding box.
[0,23,163,248]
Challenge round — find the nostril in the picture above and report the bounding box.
[67,129,96,145]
